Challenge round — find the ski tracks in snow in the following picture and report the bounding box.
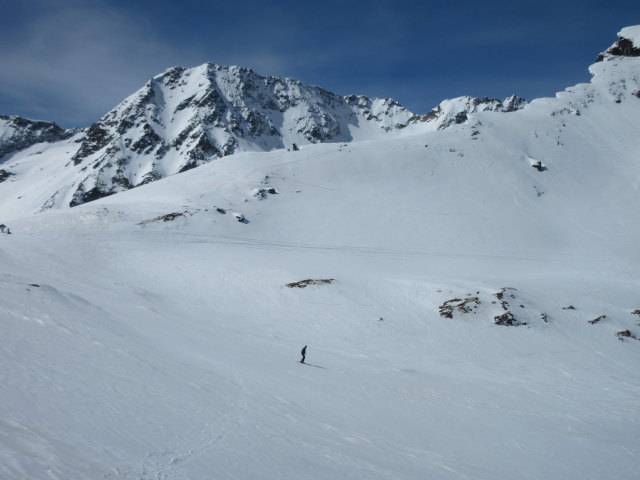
[106,365,251,480]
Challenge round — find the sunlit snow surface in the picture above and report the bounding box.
[1,34,640,480]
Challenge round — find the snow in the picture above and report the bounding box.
[1,27,640,480]
[619,26,640,45]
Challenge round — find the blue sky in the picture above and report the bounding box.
[1,0,639,128]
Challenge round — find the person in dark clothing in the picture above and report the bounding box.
[300,345,307,363]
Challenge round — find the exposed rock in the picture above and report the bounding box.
[492,288,526,326]
[588,315,606,324]
[494,311,521,326]
[531,161,547,172]
[597,38,640,62]
[617,330,639,341]
[286,279,334,288]
[0,169,15,182]
[233,213,248,223]
[596,28,640,62]
[137,212,185,225]
[439,296,481,319]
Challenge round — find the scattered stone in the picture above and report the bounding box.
[492,288,525,326]
[252,187,279,199]
[286,279,334,288]
[439,296,481,319]
[233,213,248,223]
[28,284,40,288]
[562,305,576,310]
[589,315,606,324]
[631,310,640,316]
[494,311,525,326]
[540,313,549,323]
[494,287,516,311]
[617,330,639,341]
[215,207,227,214]
[495,287,517,301]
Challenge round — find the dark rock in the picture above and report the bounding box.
[234,213,248,223]
[494,311,518,326]
[616,329,639,341]
[532,161,547,172]
[72,123,113,165]
[137,212,185,225]
[439,296,481,319]
[596,36,640,62]
[286,279,334,288]
[0,169,15,182]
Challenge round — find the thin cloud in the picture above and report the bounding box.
[0,1,201,126]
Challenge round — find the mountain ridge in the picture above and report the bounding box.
[0,62,524,208]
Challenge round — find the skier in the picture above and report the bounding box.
[300,345,307,364]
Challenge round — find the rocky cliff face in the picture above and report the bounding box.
[0,115,72,162]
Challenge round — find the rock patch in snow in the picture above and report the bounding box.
[286,279,334,288]
[137,212,186,225]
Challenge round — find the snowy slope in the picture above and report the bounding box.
[1,26,640,480]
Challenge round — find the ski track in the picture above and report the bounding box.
[109,231,619,264]
[107,366,251,480]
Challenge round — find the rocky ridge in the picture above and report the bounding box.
[0,115,73,162]
[1,64,527,208]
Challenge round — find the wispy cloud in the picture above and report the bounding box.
[0,0,201,126]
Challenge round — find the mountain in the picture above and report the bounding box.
[1,26,639,480]
[0,115,72,164]
[0,63,525,210]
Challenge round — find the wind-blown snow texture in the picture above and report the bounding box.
[1,26,640,480]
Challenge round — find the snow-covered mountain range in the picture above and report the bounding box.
[1,26,640,480]
[0,63,525,209]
